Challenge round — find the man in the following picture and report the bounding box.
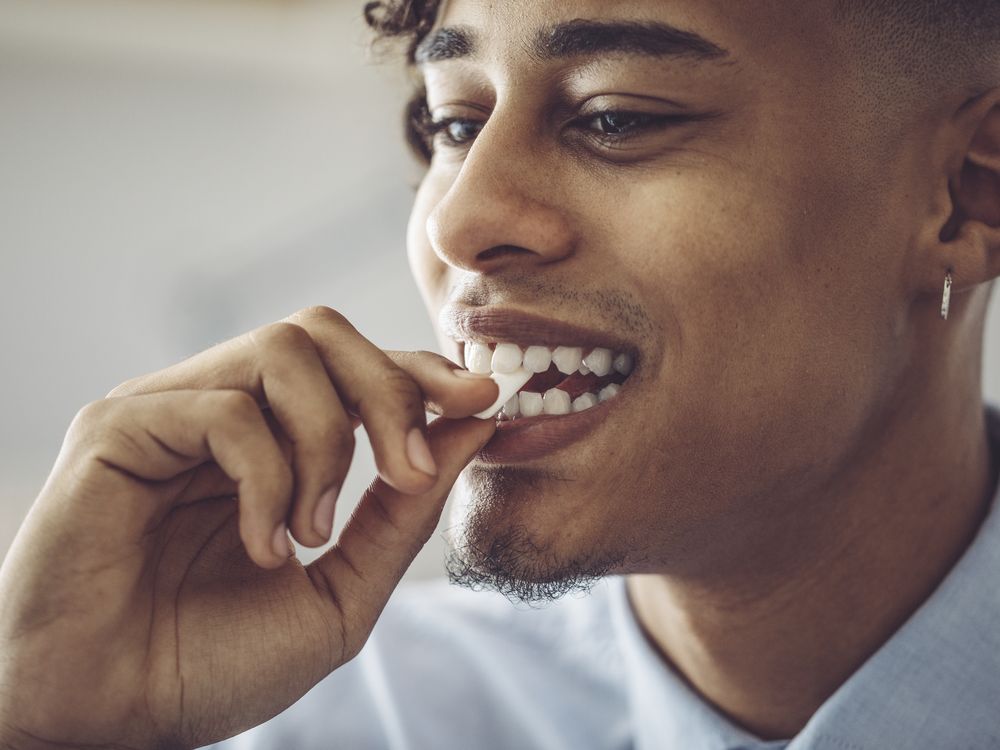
[1,0,998,747]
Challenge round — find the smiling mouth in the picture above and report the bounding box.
[459,340,636,421]
[441,305,642,462]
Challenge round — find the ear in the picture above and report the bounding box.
[923,87,1000,297]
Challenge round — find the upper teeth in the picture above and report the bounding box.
[490,343,523,374]
[582,347,612,377]
[466,342,493,374]
[523,345,552,373]
[465,342,633,378]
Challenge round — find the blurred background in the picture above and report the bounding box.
[1,0,998,579]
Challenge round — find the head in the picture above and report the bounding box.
[365,0,1000,602]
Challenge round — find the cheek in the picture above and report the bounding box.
[613,167,903,490]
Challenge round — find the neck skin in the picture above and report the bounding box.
[626,306,1000,740]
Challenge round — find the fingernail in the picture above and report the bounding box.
[452,369,493,379]
[313,486,339,540]
[406,428,438,477]
[272,524,294,559]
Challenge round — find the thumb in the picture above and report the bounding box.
[306,415,495,655]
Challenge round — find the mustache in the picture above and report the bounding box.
[446,273,656,340]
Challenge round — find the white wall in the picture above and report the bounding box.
[1,0,999,576]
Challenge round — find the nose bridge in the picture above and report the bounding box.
[426,116,575,271]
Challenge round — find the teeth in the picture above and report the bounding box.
[501,394,520,418]
[522,345,552,373]
[463,340,636,422]
[519,391,544,418]
[583,347,612,377]
[598,383,621,402]
[613,352,634,376]
[552,346,583,375]
[465,342,493,374]
[491,343,523,374]
[542,387,571,415]
[472,368,534,420]
[500,381,626,422]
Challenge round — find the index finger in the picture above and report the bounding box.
[285,307,497,494]
[384,349,499,418]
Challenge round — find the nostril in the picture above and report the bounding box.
[476,245,534,262]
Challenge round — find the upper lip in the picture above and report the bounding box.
[439,304,639,355]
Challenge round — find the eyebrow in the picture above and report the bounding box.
[415,19,730,64]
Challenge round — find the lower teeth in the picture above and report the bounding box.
[499,382,623,421]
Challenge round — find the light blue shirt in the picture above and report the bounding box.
[209,404,1000,749]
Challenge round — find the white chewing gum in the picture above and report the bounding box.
[472,368,534,420]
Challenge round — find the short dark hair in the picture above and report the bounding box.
[834,1,1000,94]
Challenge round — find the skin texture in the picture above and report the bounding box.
[406,0,1000,739]
[1,0,999,747]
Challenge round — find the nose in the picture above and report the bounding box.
[425,118,576,273]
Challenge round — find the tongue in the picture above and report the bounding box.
[520,363,624,400]
[556,370,620,399]
[521,367,564,393]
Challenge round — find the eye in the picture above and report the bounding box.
[444,119,484,144]
[423,117,485,150]
[582,111,662,138]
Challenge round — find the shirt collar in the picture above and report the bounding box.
[791,403,1000,749]
[611,576,786,750]
[612,403,1000,750]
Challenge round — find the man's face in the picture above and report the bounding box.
[405,0,928,594]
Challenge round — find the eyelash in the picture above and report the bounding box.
[415,110,685,152]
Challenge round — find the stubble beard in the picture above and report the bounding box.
[443,466,626,604]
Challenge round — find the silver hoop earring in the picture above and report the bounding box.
[940,270,953,320]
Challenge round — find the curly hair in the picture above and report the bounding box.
[364,0,444,164]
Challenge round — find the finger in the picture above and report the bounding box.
[239,325,354,549]
[110,322,357,548]
[173,462,237,505]
[286,307,456,495]
[306,416,495,657]
[73,390,295,569]
[384,350,499,417]
[137,409,292,511]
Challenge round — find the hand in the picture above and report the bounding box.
[0,306,498,748]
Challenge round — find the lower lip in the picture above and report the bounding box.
[474,382,632,464]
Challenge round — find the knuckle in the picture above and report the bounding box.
[251,321,314,354]
[292,305,349,328]
[66,399,131,459]
[71,399,116,432]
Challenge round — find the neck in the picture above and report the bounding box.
[627,377,998,739]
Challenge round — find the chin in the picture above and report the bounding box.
[443,467,630,604]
